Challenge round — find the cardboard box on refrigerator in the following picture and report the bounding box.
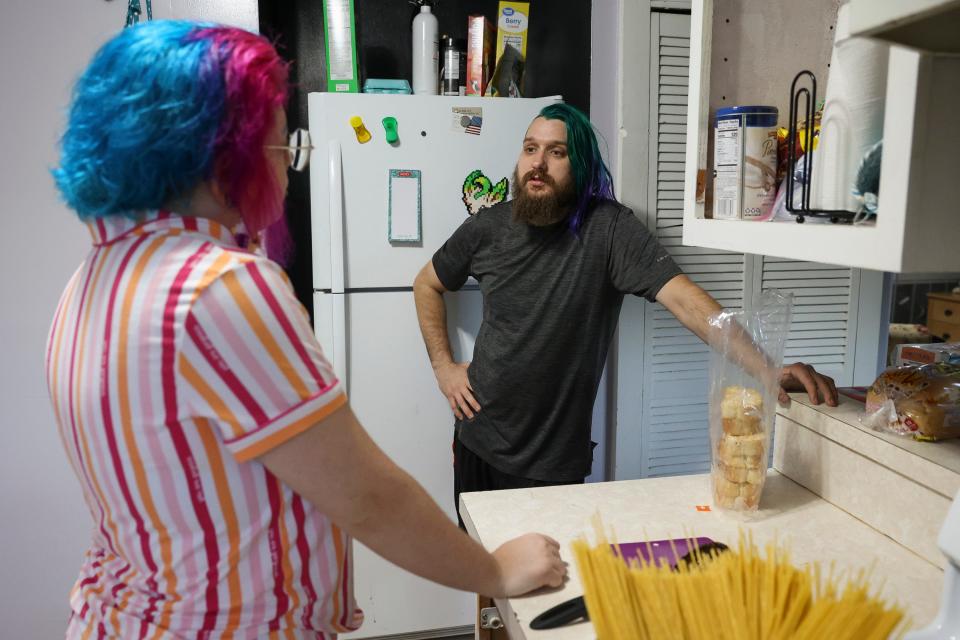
[466,14,495,96]
[322,0,360,93]
[496,2,530,63]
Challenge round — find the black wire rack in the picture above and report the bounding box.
[786,70,858,224]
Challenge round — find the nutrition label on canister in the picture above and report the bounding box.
[714,119,741,219]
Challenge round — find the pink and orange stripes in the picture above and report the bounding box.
[47,211,361,639]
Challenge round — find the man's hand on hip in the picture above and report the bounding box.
[779,362,839,407]
[435,362,481,420]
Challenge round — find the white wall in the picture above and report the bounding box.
[590,0,622,175]
[588,0,624,482]
[0,2,255,635]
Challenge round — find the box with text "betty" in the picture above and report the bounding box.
[496,2,530,63]
[466,14,495,96]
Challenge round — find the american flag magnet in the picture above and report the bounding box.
[451,106,483,136]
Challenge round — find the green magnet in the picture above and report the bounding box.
[382,117,399,144]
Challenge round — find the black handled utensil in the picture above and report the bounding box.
[530,595,588,630]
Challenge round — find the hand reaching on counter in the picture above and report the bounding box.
[492,533,567,597]
[779,362,839,407]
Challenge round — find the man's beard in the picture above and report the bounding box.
[511,166,577,227]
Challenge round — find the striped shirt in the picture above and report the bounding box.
[46,211,362,639]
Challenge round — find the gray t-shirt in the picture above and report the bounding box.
[432,199,682,481]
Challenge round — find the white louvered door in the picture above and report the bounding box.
[638,10,745,477]
[614,10,883,480]
[755,258,859,384]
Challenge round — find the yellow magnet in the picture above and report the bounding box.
[350,116,372,144]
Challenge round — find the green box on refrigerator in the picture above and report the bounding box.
[322,0,360,93]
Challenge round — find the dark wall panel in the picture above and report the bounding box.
[259,0,592,315]
[353,1,591,112]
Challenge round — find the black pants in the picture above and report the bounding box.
[453,437,583,529]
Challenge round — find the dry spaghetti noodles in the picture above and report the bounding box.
[572,530,906,640]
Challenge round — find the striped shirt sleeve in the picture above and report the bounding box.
[178,257,347,461]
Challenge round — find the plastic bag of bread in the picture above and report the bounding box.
[862,363,960,441]
[708,290,793,512]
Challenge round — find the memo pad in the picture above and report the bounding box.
[388,169,422,243]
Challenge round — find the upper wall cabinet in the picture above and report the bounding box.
[848,0,960,54]
[682,0,960,273]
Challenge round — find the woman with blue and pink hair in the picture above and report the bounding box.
[49,20,564,638]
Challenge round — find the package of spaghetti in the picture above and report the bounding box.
[708,290,793,512]
[861,363,960,441]
[573,531,905,640]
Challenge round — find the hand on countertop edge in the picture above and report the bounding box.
[778,362,839,407]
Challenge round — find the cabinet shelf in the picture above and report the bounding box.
[683,218,890,270]
[682,0,960,273]
[848,0,960,54]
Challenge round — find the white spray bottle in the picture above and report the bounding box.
[412,0,439,95]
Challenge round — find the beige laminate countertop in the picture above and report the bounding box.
[777,393,960,498]
[460,472,943,640]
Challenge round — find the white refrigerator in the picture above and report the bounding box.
[307,93,561,638]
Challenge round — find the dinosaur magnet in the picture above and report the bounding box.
[462,169,508,216]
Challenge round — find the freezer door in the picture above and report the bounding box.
[308,93,561,290]
[314,288,483,637]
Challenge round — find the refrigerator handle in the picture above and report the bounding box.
[328,140,348,392]
[328,140,346,295]
[331,294,348,395]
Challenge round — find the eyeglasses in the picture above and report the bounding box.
[264,128,313,172]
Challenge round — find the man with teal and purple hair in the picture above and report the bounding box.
[414,103,838,522]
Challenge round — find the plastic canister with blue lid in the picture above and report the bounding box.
[713,106,779,221]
